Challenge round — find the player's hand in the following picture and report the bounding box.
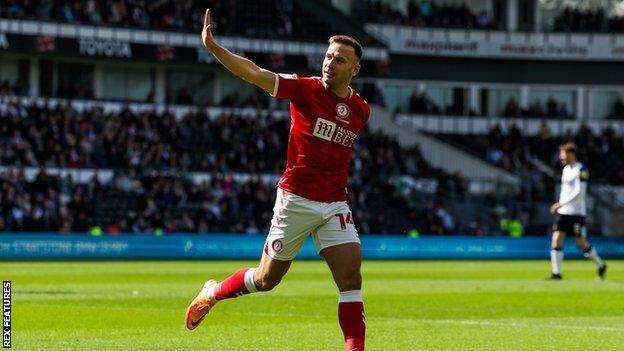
[202,9,216,50]
[549,203,561,214]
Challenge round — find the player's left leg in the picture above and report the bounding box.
[314,202,364,351]
[575,236,607,280]
[547,230,565,280]
[321,242,365,351]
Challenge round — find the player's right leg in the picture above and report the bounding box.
[547,230,565,280]
[185,188,317,330]
[184,254,291,330]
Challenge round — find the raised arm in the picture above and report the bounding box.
[202,9,276,95]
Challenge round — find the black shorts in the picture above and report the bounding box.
[553,215,586,238]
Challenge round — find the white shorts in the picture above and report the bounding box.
[264,188,360,260]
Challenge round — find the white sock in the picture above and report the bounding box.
[584,246,605,267]
[207,285,217,304]
[339,290,362,303]
[551,249,563,275]
[244,268,259,293]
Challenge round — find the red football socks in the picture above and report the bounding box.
[339,301,365,351]
[212,268,252,301]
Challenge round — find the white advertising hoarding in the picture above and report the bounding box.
[368,24,624,61]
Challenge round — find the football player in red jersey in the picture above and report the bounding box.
[185,9,369,351]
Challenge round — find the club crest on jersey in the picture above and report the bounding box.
[272,239,283,252]
[336,103,350,123]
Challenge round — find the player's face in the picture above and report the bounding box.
[322,42,360,89]
[559,149,571,165]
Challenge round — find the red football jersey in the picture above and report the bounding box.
[271,73,371,202]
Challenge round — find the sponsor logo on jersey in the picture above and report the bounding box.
[313,118,356,147]
[313,118,336,141]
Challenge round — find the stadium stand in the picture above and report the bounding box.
[0,0,381,44]
[1,0,624,239]
[432,123,624,185]
[352,0,498,30]
[3,2,624,348]
[552,6,624,33]
[0,96,482,234]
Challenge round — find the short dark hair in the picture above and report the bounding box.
[559,142,577,154]
[328,35,362,61]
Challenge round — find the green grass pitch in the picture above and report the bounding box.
[2,260,623,350]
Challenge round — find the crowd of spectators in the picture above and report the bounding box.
[354,0,497,30]
[408,91,476,116]
[4,96,599,235]
[0,164,447,235]
[484,123,535,171]
[418,202,456,235]
[0,99,445,180]
[57,82,94,100]
[0,0,306,39]
[552,6,624,33]
[0,98,483,234]
[610,98,624,119]
[0,101,288,172]
[2,0,501,33]
[409,91,441,115]
[0,167,278,233]
[503,97,572,119]
[483,124,549,198]
[109,172,277,235]
[0,168,98,232]
[0,81,24,96]
[465,122,624,186]
[539,123,624,184]
[1,165,463,235]
[409,94,621,120]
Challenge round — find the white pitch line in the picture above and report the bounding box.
[237,311,624,333]
[418,319,624,333]
[31,304,624,333]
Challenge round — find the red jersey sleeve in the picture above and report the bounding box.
[270,73,306,102]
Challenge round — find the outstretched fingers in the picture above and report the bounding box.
[204,8,211,28]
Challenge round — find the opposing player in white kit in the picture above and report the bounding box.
[548,143,607,280]
[185,9,369,350]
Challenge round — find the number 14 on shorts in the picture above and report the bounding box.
[335,212,354,230]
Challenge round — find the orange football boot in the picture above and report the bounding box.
[185,280,218,330]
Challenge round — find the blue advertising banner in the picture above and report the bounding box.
[1,234,623,260]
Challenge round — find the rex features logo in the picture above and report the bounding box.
[312,118,356,147]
